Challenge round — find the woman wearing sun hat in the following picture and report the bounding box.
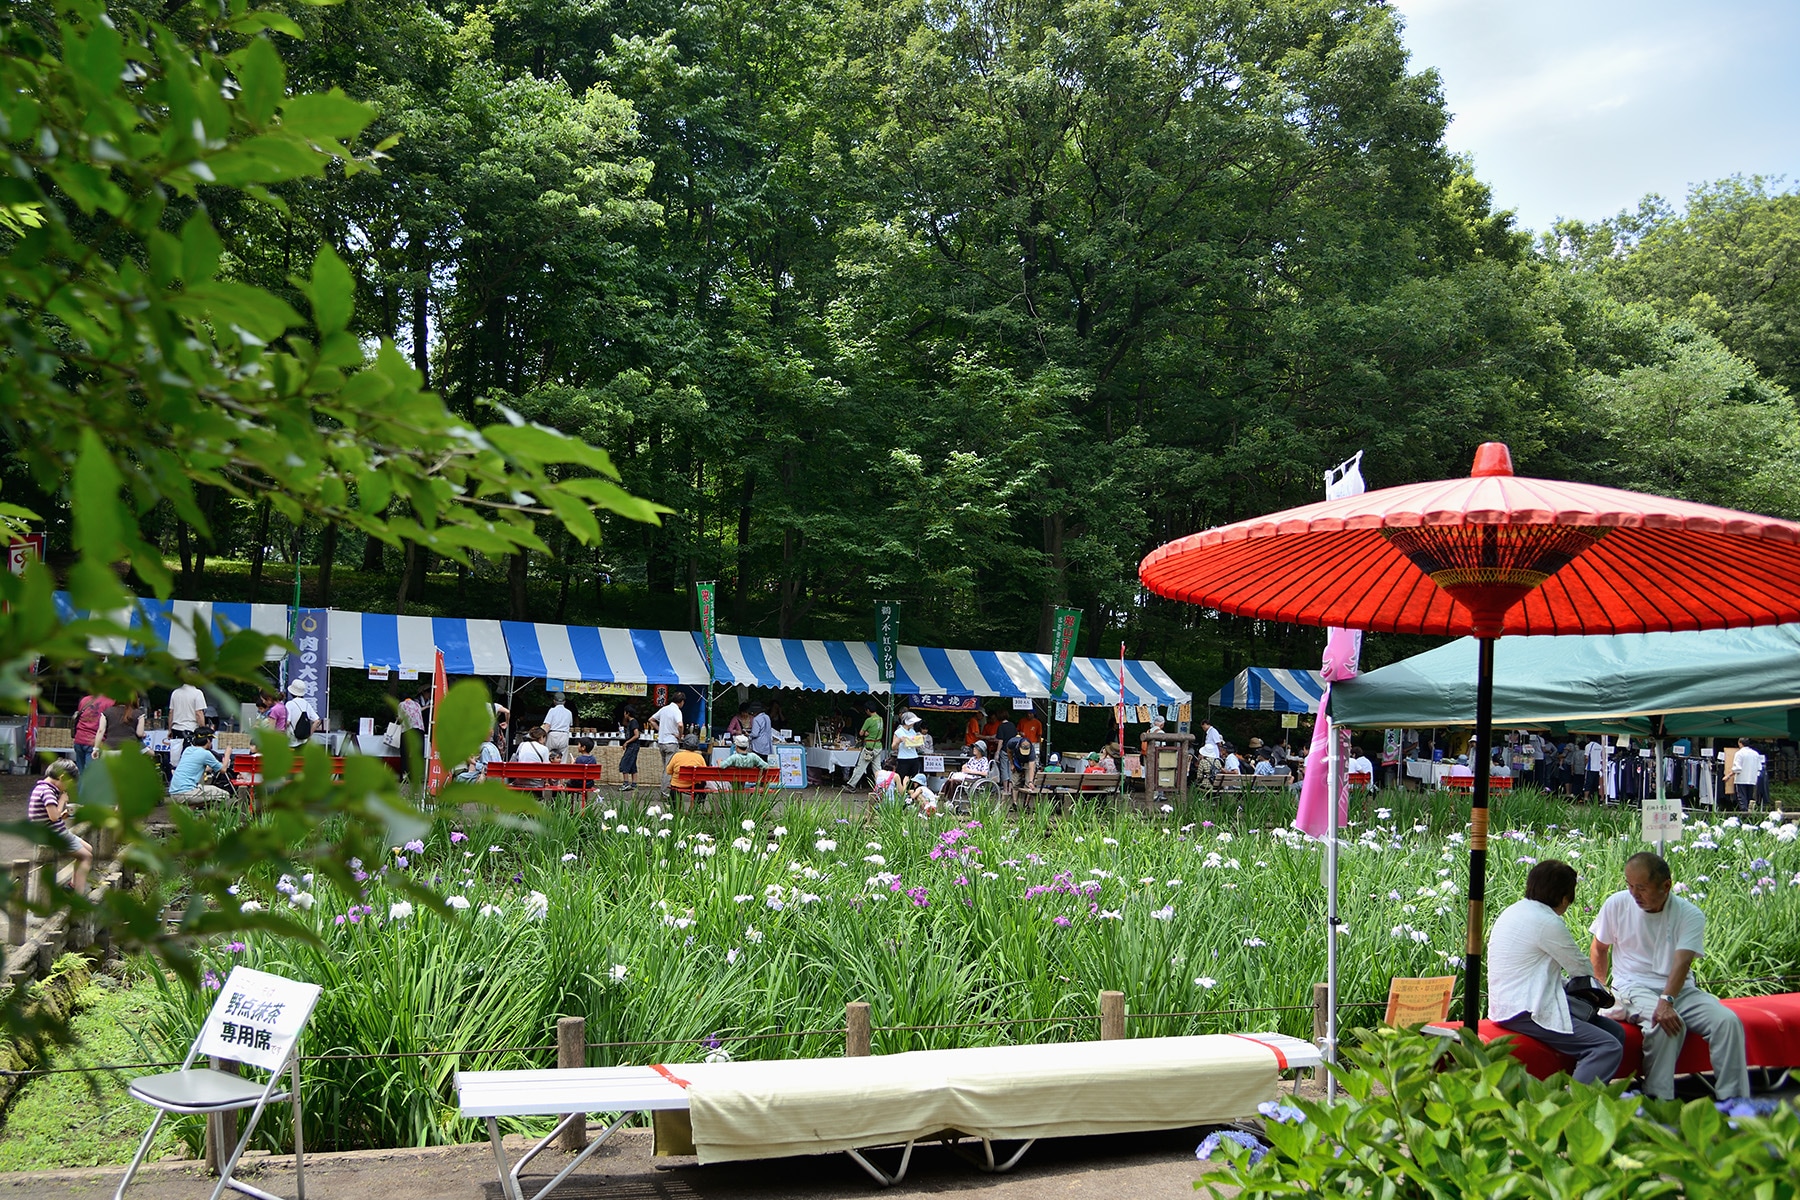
[891,710,925,781]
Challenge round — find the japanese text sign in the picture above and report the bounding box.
[197,967,321,1072]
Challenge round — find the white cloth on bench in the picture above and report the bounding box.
[680,1034,1280,1164]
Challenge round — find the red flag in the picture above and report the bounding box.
[425,648,448,794]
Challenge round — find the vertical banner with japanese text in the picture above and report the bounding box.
[288,609,329,731]
[425,648,448,794]
[696,582,717,678]
[1047,606,1082,696]
[875,601,900,685]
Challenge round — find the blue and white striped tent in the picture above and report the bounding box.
[501,622,711,685]
[52,593,289,660]
[1208,667,1325,713]
[327,611,510,676]
[706,634,1190,706]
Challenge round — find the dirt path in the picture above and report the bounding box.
[0,1126,1236,1199]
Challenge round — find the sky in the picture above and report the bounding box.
[1389,0,1800,233]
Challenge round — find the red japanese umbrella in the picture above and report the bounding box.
[1141,443,1800,1023]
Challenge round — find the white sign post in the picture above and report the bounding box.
[1643,797,1683,848]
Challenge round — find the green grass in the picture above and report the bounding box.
[0,971,186,1171]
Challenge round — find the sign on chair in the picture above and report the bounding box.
[197,967,323,1072]
[1383,976,1456,1028]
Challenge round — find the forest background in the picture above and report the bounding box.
[11,0,1800,699]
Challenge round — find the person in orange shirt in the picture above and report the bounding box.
[981,710,1001,742]
[964,712,985,746]
[666,734,709,810]
[1017,709,1044,745]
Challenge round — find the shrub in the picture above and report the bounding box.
[1200,1026,1800,1199]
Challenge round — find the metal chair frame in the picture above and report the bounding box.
[115,979,315,1200]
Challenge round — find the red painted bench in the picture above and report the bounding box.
[1429,992,1800,1082]
[671,766,781,810]
[485,761,606,808]
[1444,775,1514,793]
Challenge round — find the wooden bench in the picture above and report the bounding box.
[671,766,781,810]
[1025,771,1122,809]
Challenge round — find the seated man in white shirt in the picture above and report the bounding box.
[1345,746,1375,789]
[1488,860,1626,1084]
[1590,852,1749,1101]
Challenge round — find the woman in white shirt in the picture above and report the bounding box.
[1487,859,1626,1083]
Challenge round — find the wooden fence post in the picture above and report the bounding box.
[6,860,27,948]
[845,1001,871,1057]
[557,1016,587,1152]
[1312,982,1331,1082]
[1099,990,1125,1041]
[204,1057,241,1174]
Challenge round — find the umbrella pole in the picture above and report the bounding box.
[1461,637,1496,1025]
[1325,717,1341,1100]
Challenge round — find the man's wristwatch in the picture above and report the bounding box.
[1658,993,1676,1005]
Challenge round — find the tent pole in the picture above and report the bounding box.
[1325,718,1341,1100]
[1655,735,1666,857]
[1461,636,1496,1026]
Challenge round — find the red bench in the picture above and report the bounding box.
[1430,992,1800,1083]
[485,761,606,808]
[671,766,781,810]
[1444,775,1514,793]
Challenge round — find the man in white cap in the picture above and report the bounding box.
[285,679,318,745]
[720,734,769,770]
[543,692,573,754]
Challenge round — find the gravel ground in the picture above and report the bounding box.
[0,1125,1240,1199]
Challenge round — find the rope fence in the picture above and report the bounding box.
[6,972,1799,1081]
[0,998,1334,1080]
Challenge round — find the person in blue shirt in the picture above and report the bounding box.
[748,703,775,758]
[720,734,770,770]
[168,729,232,805]
[572,739,599,766]
[455,731,504,782]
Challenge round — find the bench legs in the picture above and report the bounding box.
[485,1110,633,1200]
[946,1136,1037,1173]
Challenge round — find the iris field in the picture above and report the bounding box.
[150,789,1800,1153]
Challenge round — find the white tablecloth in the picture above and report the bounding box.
[807,747,863,772]
[1403,760,1454,788]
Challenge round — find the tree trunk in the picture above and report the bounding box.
[396,542,415,616]
[778,529,807,637]
[361,530,383,573]
[555,532,573,623]
[1036,511,1068,651]
[733,468,755,624]
[247,500,273,600]
[411,238,431,388]
[509,551,529,620]
[317,522,338,606]
[193,488,216,584]
[176,520,193,589]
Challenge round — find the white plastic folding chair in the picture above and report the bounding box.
[117,966,322,1200]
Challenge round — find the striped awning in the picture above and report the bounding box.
[52,593,289,660]
[501,623,710,685]
[705,635,1190,705]
[1208,667,1326,713]
[328,612,510,676]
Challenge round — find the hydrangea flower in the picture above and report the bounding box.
[1195,1130,1266,1165]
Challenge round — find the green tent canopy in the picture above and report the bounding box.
[1329,625,1800,739]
